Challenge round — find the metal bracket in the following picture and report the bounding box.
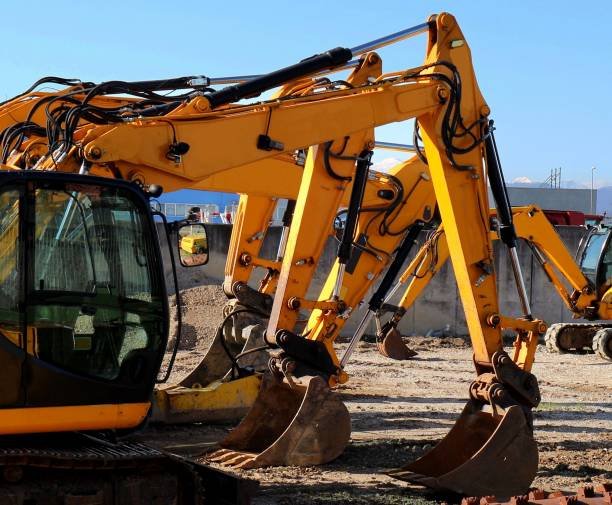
[469,351,540,412]
[231,282,273,315]
[492,351,540,408]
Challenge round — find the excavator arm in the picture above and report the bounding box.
[376,205,609,346]
[212,14,544,496]
[0,12,552,498]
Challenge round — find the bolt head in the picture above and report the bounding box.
[89,147,102,160]
[438,13,454,29]
[367,53,380,65]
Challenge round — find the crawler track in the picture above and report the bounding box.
[544,323,610,353]
[0,433,257,505]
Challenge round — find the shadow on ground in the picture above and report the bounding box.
[255,478,457,505]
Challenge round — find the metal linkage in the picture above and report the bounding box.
[340,222,424,367]
[374,141,416,152]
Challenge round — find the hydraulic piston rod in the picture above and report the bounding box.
[207,19,434,86]
[485,121,533,318]
[349,20,433,56]
[374,141,416,152]
[340,222,424,367]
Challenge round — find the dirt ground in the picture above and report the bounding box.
[148,284,611,504]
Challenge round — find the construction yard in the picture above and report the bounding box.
[142,283,612,505]
[1,5,611,505]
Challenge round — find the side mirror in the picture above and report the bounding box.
[177,223,209,267]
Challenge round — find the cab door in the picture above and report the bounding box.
[22,175,169,409]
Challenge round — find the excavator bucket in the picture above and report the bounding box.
[207,374,351,469]
[177,322,267,388]
[388,400,538,498]
[377,327,418,360]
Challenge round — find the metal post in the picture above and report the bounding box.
[591,166,596,214]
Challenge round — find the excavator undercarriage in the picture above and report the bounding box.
[0,433,257,505]
[545,322,612,359]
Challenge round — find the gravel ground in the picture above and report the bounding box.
[147,282,611,505]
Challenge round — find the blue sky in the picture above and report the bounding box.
[2,0,610,188]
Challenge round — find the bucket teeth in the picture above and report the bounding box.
[207,448,240,462]
[207,449,258,468]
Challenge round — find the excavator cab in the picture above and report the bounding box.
[578,224,612,294]
[0,170,169,434]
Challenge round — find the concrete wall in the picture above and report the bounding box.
[163,223,588,337]
[499,187,595,214]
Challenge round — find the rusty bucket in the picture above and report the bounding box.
[377,327,418,360]
[207,374,351,469]
[388,399,538,498]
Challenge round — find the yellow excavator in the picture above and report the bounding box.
[371,206,612,361]
[0,12,598,502]
[544,223,611,358]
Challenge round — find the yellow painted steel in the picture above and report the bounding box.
[151,375,262,424]
[304,159,435,368]
[180,234,208,254]
[224,194,279,294]
[0,55,438,430]
[69,81,439,184]
[267,139,364,347]
[0,13,574,446]
[511,207,603,316]
[602,287,612,319]
[0,403,150,435]
[393,206,608,321]
[8,13,534,376]
[417,13,506,369]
